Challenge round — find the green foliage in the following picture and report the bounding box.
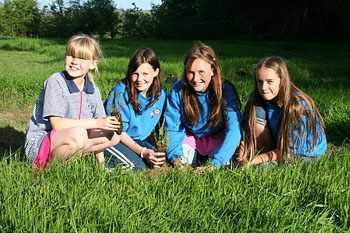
[0,0,40,37]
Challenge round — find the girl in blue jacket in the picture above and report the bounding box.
[239,56,327,166]
[164,41,242,169]
[104,48,167,170]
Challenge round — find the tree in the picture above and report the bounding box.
[0,0,40,37]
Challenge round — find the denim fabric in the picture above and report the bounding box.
[104,140,156,170]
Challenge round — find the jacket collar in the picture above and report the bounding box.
[60,71,94,94]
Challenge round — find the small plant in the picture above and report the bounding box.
[108,92,124,135]
[153,119,171,165]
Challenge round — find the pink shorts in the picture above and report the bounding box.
[33,130,56,171]
[183,129,225,155]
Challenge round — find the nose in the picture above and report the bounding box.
[136,74,143,82]
[71,57,79,64]
[261,82,267,90]
[193,72,200,81]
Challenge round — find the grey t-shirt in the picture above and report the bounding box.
[25,71,106,161]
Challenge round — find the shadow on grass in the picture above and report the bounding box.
[0,126,26,161]
[325,121,350,146]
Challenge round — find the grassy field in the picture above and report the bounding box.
[0,38,349,232]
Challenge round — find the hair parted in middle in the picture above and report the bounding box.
[124,47,162,115]
[181,41,240,128]
[242,56,325,163]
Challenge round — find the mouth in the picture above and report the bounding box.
[135,82,146,88]
[69,66,79,71]
[191,81,203,86]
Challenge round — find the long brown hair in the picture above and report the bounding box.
[242,56,325,163]
[181,41,240,128]
[124,48,162,115]
[66,33,102,83]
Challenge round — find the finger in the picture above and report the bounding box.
[153,156,166,161]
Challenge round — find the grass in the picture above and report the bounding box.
[0,38,349,232]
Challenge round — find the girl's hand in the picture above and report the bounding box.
[143,149,166,168]
[98,116,120,131]
[172,158,184,169]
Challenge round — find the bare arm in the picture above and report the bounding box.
[49,116,120,131]
[120,132,165,167]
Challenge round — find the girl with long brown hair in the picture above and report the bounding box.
[164,41,242,169]
[239,56,327,166]
[104,48,167,170]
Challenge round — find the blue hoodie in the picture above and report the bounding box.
[104,80,167,141]
[264,100,327,156]
[165,80,242,168]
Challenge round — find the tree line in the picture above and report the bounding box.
[0,0,349,41]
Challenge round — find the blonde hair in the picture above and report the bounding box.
[66,34,102,82]
[242,56,325,163]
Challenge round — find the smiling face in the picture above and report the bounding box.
[256,67,281,101]
[131,62,159,96]
[186,58,214,93]
[65,55,97,80]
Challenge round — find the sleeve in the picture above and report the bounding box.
[93,86,106,119]
[211,83,243,168]
[42,77,66,118]
[164,87,186,163]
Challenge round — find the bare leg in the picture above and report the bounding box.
[51,127,120,164]
[85,129,120,164]
[85,129,119,152]
[255,123,275,153]
[51,127,89,159]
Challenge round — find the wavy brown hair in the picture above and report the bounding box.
[242,56,325,163]
[181,41,240,128]
[123,48,162,115]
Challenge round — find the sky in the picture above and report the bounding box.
[37,0,162,10]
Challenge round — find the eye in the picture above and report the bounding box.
[268,80,274,84]
[199,71,205,75]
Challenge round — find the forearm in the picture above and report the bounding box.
[250,149,280,166]
[49,116,101,130]
[120,132,144,156]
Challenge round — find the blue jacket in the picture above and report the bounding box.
[104,80,167,141]
[164,80,242,168]
[265,100,327,157]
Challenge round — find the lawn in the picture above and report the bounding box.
[0,38,349,232]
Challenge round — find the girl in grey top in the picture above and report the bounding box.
[25,34,120,170]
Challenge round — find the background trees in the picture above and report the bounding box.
[0,0,349,42]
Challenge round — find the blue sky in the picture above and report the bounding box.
[37,0,162,10]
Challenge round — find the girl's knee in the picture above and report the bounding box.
[68,127,89,149]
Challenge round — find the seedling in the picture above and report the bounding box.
[153,119,171,167]
[108,92,124,135]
